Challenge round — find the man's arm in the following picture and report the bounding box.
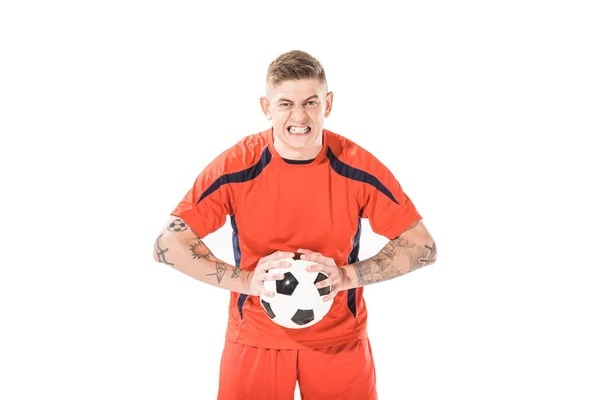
[152,216,251,294]
[342,220,437,288]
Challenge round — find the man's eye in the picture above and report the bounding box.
[305,101,318,107]
[280,103,292,107]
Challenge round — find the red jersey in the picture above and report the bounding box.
[172,128,422,349]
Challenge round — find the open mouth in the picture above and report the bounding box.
[287,125,311,136]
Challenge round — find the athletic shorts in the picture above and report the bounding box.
[217,338,377,399]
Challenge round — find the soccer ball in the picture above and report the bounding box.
[260,258,333,329]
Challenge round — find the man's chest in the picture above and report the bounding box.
[233,166,361,261]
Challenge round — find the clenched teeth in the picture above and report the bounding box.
[288,126,310,134]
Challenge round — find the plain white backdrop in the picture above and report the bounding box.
[1,1,599,399]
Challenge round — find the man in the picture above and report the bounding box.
[153,50,437,399]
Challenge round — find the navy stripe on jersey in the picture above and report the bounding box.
[237,294,248,319]
[326,148,399,205]
[231,215,242,267]
[348,218,362,265]
[346,218,362,318]
[197,146,272,204]
[231,214,249,319]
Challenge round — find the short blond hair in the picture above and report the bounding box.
[266,50,327,89]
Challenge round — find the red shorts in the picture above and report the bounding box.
[217,339,378,400]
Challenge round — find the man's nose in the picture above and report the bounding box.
[290,104,309,119]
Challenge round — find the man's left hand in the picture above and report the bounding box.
[296,248,350,302]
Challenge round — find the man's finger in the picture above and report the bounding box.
[299,253,320,261]
[297,248,321,256]
[301,254,330,265]
[276,251,295,259]
[300,253,336,267]
[305,263,333,273]
[315,277,332,289]
[257,272,271,281]
[275,260,292,269]
[258,259,291,272]
[322,289,337,302]
[267,260,292,271]
[262,251,295,263]
[262,272,286,281]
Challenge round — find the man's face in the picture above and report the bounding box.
[260,79,333,153]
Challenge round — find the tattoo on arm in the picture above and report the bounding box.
[154,234,174,267]
[190,240,213,259]
[167,218,188,233]
[205,262,242,284]
[353,237,408,285]
[188,238,240,283]
[353,236,436,286]
[416,242,437,270]
[206,262,227,284]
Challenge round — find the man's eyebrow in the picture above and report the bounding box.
[277,95,319,103]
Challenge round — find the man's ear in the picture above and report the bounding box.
[324,91,334,117]
[260,96,272,120]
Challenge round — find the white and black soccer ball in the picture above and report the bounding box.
[260,259,333,329]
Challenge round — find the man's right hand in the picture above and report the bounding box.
[247,251,294,296]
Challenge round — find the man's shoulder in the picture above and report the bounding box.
[226,129,270,156]
[206,129,270,174]
[325,129,401,187]
[325,129,382,166]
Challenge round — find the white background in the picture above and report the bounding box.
[1,1,599,399]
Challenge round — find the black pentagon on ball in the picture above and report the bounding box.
[291,309,315,326]
[314,272,331,296]
[261,299,276,319]
[276,272,299,296]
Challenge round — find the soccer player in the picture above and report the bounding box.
[153,50,437,399]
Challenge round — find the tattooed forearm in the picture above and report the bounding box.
[154,234,174,266]
[353,236,436,286]
[190,239,213,260]
[153,217,252,293]
[353,237,406,285]
[167,218,188,233]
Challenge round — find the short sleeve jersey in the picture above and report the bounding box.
[172,128,422,349]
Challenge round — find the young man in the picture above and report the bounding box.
[153,50,437,399]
